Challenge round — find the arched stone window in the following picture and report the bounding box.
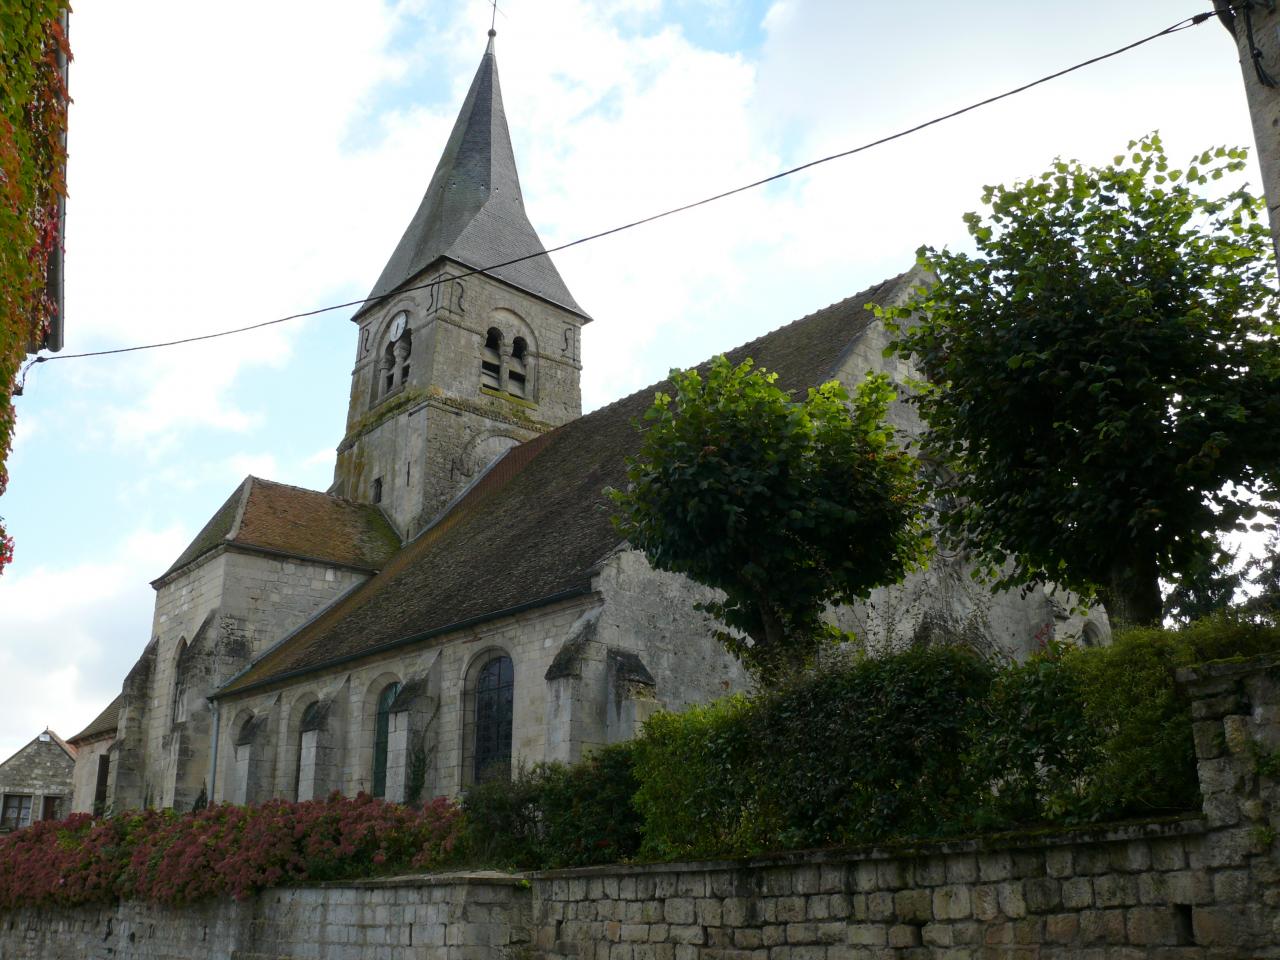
[481,328,503,390]
[472,655,513,783]
[377,310,412,398]
[1081,621,1103,648]
[372,681,401,798]
[508,337,528,398]
[293,700,322,801]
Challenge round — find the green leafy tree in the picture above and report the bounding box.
[1241,531,1280,626]
[1162,546,1243,626]
[881,135,1280,627]
[610,356,929,680]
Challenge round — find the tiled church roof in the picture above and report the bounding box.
[157,477,401,583]
[356,35,588,322]
[216,272,912,697]
[68,695,123,743]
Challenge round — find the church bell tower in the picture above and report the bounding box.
[332,31,591,536]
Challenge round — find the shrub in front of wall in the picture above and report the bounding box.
[0,793,463,910]
[459,743,643,869]
[1062,614,1280,821]
[972,644,1099,826]
[745,646,995,848]
[536,743,643,868]
[459,765,550,868]
[631,694,771,859]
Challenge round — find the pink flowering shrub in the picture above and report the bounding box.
[0,794,462,909]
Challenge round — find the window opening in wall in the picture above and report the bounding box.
[170,639,189,726]
[508,337,528,398]
[473,655,514,783]
[41,796,61,821]
[294,700,322,802]
[481,327,502,390]
[381,341,396,395]
[397,331,412,386]
[93,754,111,816]
[372,681,401,798]
[1,794,32,829]
[372,477,383,504]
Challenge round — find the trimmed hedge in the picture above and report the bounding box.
[465,615,1280,862]
[460,743,642,869]
[0,793,462,909]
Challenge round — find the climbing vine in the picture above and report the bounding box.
[0,0,71,573]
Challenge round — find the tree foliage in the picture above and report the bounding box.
[0,0,70,573]
[881,135,1280,627]
[610,356,928,679]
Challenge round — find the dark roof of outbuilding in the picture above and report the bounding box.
[68,695,123,744]
[357,35,587,322]
[157,477,402,583]
[216,272,911,697]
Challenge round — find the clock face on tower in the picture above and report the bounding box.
[389,310,409,342]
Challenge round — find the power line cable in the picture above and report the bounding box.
[18,5,1223,389]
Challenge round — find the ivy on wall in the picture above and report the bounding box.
[0,1,71,573]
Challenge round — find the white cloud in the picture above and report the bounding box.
[0,525,186,761]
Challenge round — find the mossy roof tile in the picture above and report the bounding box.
[158,478,401,583]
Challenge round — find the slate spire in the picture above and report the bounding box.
[359,34,588,319]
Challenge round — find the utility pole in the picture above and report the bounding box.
[1216,0,1280,261]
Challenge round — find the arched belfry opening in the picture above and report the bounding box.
[508,337,528,398]
[481,327,503,390]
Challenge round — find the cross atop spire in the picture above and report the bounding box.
[358,35,588,320]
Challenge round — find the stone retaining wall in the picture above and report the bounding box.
[0,872,530,960]
[2,654,1280,958]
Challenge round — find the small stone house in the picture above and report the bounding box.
[70,33,1105,817]
[0,730,75,829]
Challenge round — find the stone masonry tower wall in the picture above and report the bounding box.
[333,262,584,536]
[330,33,589,536]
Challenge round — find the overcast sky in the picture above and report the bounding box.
[0,0,1263,761]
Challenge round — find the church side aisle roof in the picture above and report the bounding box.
[68,694,123,744]
[357,34,588,321]
[157,477,402,584]
[217,271,913,697]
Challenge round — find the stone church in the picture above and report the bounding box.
[71,34,1105,815]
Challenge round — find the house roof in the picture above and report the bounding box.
[68,695,122,744]
[157,477,401,583]
[356,34,588,322]
[217,271,912,697]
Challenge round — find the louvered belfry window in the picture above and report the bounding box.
[372,682,401,799]
[473,655,514,783]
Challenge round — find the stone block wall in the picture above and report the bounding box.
[0,873,530,960]
[532,820,1266,959]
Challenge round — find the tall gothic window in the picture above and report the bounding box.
[372,681,401,799]
[294,700,322,802]
[473,655,514,783]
